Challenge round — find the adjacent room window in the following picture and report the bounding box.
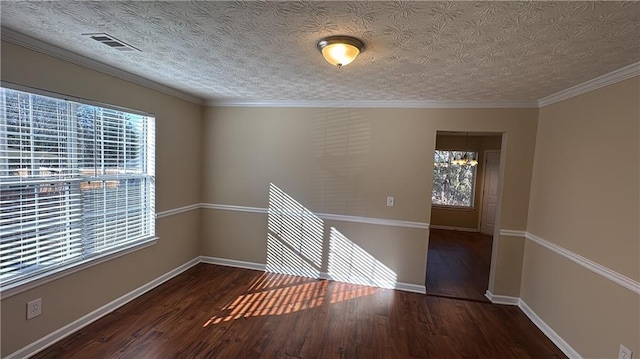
[431,150,477,207]
[0,86,155,291]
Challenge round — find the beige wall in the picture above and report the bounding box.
[13,34,634,359]
[523,77,640,358]
[201,106,538,292]
[430,134,502,230]
[1,41,203,356]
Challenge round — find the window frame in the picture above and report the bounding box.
[431,149,478,209]
[0,82,157,298]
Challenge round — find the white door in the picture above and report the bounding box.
[480,151,500,235]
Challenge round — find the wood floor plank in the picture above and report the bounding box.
[31,264,566,358]
[426,229,493,301]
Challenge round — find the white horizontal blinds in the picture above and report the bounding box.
[0,87,155,289]
[0,88,83,282]
[80,107,154,254]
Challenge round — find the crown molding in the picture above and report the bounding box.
[4,27,636,110]
[205,99,538,109]
[538,61,640,108]
[0,27,203,105]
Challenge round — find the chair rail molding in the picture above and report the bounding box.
[499,229,640,294]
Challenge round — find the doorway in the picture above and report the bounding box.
[426,131,502,302]
[480,150,500,235]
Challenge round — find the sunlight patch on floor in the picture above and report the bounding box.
[202,272,379,327]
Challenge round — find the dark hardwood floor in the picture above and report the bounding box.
[32,264,565,359]
[426,229,493,302]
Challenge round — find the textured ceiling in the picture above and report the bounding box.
[1,1,639,104]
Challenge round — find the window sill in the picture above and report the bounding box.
[0,238,158,300]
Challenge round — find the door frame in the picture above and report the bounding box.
[486,134,508,298]
[479,150,501,235]
[426,131,506,300]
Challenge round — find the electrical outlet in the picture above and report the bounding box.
[619,344,633,359]
[386,196,395,207]
[26,298,42,320]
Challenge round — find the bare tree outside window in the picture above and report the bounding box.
[0,87,154,289]
[431,150,477,207]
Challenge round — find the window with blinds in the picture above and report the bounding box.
[0,86,155,292]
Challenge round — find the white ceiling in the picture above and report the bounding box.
[1,1,639,105]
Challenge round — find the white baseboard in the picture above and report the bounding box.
[199,256,265,271]
[484,290,519,305]
[485,290,581,359]
[319,272,426,294]
[7,254,426,358]
[200,256,427,294]
[518,300,582,359]
[395,282,427,294]
[429,225,478,232]
[6,257,201,359]
[18,258,583,359]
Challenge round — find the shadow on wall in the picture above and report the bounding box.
[266,183,397,289]
[267,183,323,278]
[312,109,370,214]
[328,227,397,289]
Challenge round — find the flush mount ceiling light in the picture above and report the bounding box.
[317,36,364,68]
